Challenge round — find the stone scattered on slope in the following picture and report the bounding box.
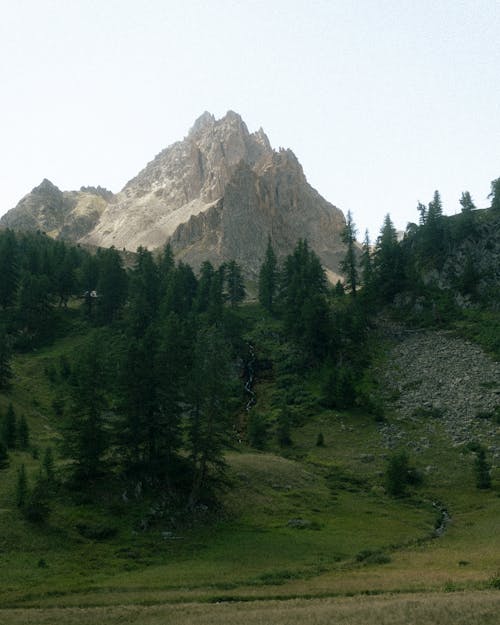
[379,328,500,461]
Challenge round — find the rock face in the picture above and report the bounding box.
[1,111,346,277]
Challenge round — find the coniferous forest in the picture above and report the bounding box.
[0,179,499,620]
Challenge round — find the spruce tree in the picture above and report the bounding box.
[258,237,278,312]
[0,330,13,391]
[225,260,246,307]
[340,210,358,296]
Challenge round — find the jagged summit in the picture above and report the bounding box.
[1,112,347,277]
[189,111,216,135]
[32,178,60,193]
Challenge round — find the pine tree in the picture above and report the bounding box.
[0,329,13,391]
[127,246,159,335]
[79,254,99,317]
[0,442,9,470]
[427,190,443,221]
[17,274,53,338]
[96,247,128,324]
[359,229,373,293]
[195,261,215,314]
[459,191,476,212]
[3,403,17,449]
[158,243,175,297]
[161,262,198,317]
[117,321,185,486]
[340,210,358,296]
[417,202,427,225]
[23,473,51,523]
[61,337,109,483]
[225,260,246,307]
[187,325,235,506]
[488,177,500,211]
[247,411,268,449]
[43,447,56,483]
[17,415,30,449]
[385,452,410,497]
[277,406,292,447]
[258,237,278,312]
[474,447,491,489]
[373,214,404,302]
[0,230,19,309]
[16,464,28,508]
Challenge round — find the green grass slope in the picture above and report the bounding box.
[0,308,499,618]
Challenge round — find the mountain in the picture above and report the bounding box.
[1,111,346,277]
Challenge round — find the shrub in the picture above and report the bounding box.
[247,412,268,450]
[385,452,422,497]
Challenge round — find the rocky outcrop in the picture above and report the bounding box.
[1,112,346,277]
[1,179,111,241]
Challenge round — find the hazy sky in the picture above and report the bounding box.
[1,0,499,240]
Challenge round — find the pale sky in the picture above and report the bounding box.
[1,0,499,241]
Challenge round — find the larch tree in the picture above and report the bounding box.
[258,237,278,313]
[340,210,358,297]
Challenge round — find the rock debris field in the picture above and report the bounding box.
[379,329,500,463]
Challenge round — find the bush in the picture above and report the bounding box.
[247,412,268,450]
[23,479,51,523]
[276,408,292,447]
[385,452,422,497]
[0,442,9,470]
[474,448,491,489]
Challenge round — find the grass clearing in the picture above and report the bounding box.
[1,591,499,625]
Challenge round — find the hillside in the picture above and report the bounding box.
[0,304,499,621]
[0,202,500,624]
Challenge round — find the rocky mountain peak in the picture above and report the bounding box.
[2,112,347,278]
[189,111,216,136]
[32,178,61,195]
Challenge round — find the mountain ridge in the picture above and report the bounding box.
[1,111,346,277]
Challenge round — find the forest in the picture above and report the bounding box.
[1,180,500,516]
